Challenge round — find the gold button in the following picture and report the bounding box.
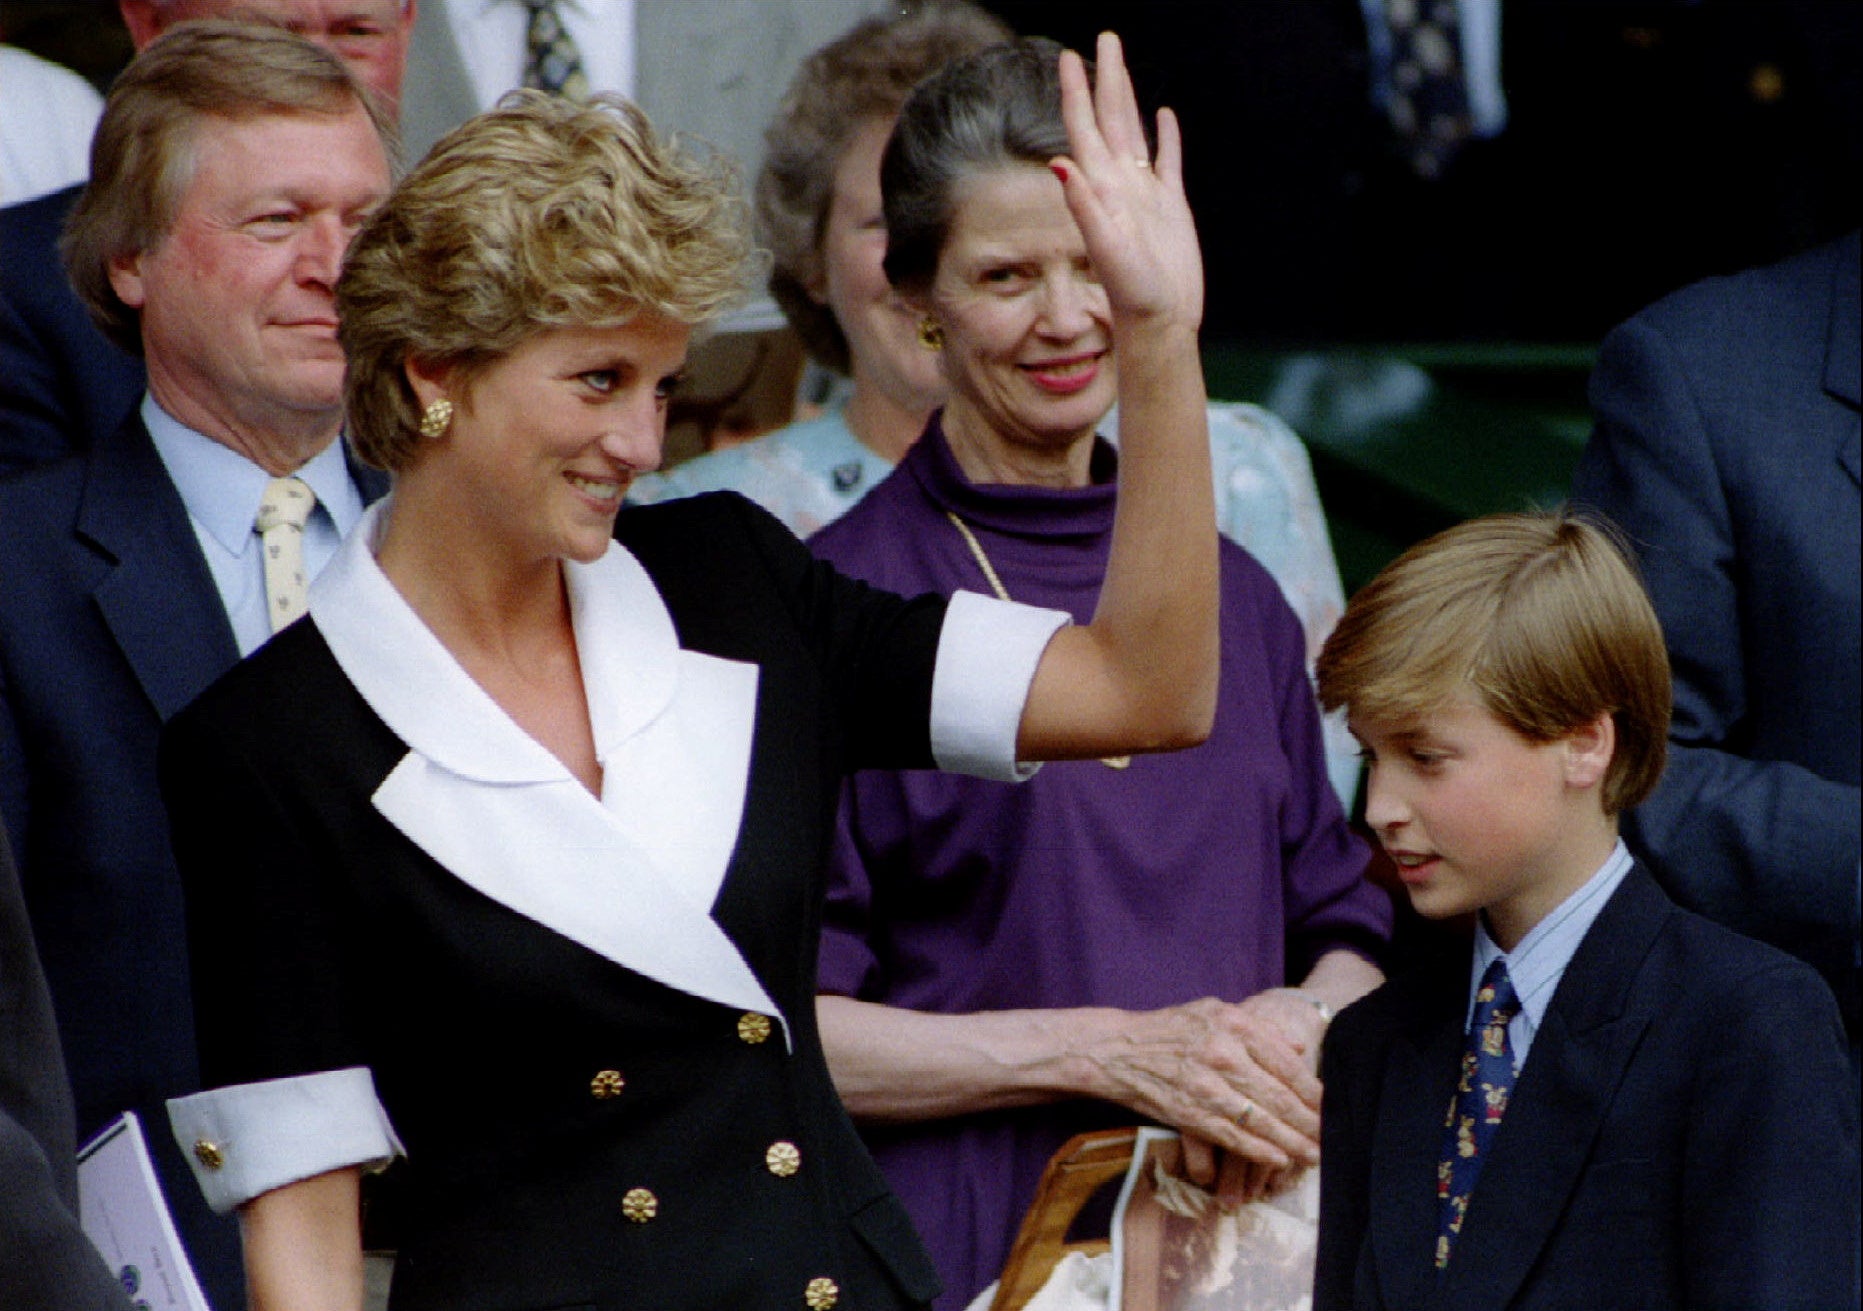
[621,1187,658,1223]
[765,1140,801,1177]
[805,1276,840,1309]
[590,1069,626,1100]
[737,1012,773,1044]
[193,1140,224,1170]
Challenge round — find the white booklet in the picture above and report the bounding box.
[78,1111,213,1311]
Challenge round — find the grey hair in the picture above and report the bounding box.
[755,0,1009,374]
[880,36,1086,295]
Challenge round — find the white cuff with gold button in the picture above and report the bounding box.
[930,589,1068,783]
[166,1067,404,1214]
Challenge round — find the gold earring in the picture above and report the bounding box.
[917,318,944,351]
[418,398,453,439]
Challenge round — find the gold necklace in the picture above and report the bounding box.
[944,509,1131,769]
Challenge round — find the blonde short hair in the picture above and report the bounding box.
[62,20,391,354]
[338,92,753,472]
[1316,510,1671,814]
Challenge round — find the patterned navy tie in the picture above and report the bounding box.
[521,0,589,101]
[1386,0,1473,178]
[1436,957,1520,1269]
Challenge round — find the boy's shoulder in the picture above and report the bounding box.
[1332,863,1843,1056]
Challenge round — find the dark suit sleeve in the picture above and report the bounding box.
[1679,959,1859,1308]
[159,701,369,1092]
[1573,317,1862,956]
[0,830,134,1311]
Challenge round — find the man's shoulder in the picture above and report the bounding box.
[1333,952,1465,1047]
[0,182,79,243]
[0,451,86,547]
[0,184,80,299]
[1615,230,1853,359]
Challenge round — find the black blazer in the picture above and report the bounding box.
[1314,863,1859,1310]
[162,494,949,1310]
[0,413,387,1309]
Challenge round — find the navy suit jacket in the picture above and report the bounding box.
[1314,864,1860,1310]
[1571,231,1861,1019]
[0,413,387,1309]
[0,184,144,475]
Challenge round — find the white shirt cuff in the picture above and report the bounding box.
[167,1067,404,1214]
[930,589,1068,783]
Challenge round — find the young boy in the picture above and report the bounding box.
[1310,511,1858,1310]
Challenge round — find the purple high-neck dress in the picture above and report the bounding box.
[808,416,1392,1310]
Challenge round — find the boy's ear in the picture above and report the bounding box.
[1561,712,1616,791]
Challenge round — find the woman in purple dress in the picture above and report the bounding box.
[809,38,1394,1310]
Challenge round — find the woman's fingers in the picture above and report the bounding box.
[1050,35,1202,330]
[1090,31,1147,162]
[1153,105,1183,189]
[1084,999,1321,1169]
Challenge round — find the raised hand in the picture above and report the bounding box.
[1050,32,1203,335]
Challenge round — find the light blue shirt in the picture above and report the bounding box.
[1468,839,1635,1071]
[143,396,365,657]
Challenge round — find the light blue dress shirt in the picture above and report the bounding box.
[1468,839,1635,1071]
[143,396,365,657]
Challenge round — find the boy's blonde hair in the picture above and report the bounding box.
[1316,510,1671,814]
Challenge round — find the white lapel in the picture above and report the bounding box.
[309,502,783,1043]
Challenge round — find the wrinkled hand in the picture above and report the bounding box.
[1052,33,1203,334]
[1082,994,1322,1185]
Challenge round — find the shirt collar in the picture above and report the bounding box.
[142,394,364,553]
[1471,839,1634,1029]
[308,499,679,783]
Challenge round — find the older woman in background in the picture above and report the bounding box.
[808,39,1392,1309]
[160,39,1218,1311]
[628,0,1006,529]
[629,1,1359,802]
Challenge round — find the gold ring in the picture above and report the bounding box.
[1237,1098,1255,1128]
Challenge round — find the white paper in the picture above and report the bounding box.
[78,1111,213,1311]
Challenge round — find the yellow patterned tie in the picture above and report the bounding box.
[255,476,316,633]
[521,0,589,101]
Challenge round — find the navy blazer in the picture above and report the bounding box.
[1571,231,1861,1017]
[0,184,144,474]
[0,413,387,1310]
[1314,864,1860,1311]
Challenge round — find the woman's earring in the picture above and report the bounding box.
[917,318,944,351]
[418,398,453,439]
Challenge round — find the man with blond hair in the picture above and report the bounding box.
[0,25,392,1305]
[0,0,412,472]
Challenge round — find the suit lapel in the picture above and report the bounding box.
[77,416,239,721]
[1369,964,1466,1311]
[310,505,780,1041]
[1437,868,1668,1310]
